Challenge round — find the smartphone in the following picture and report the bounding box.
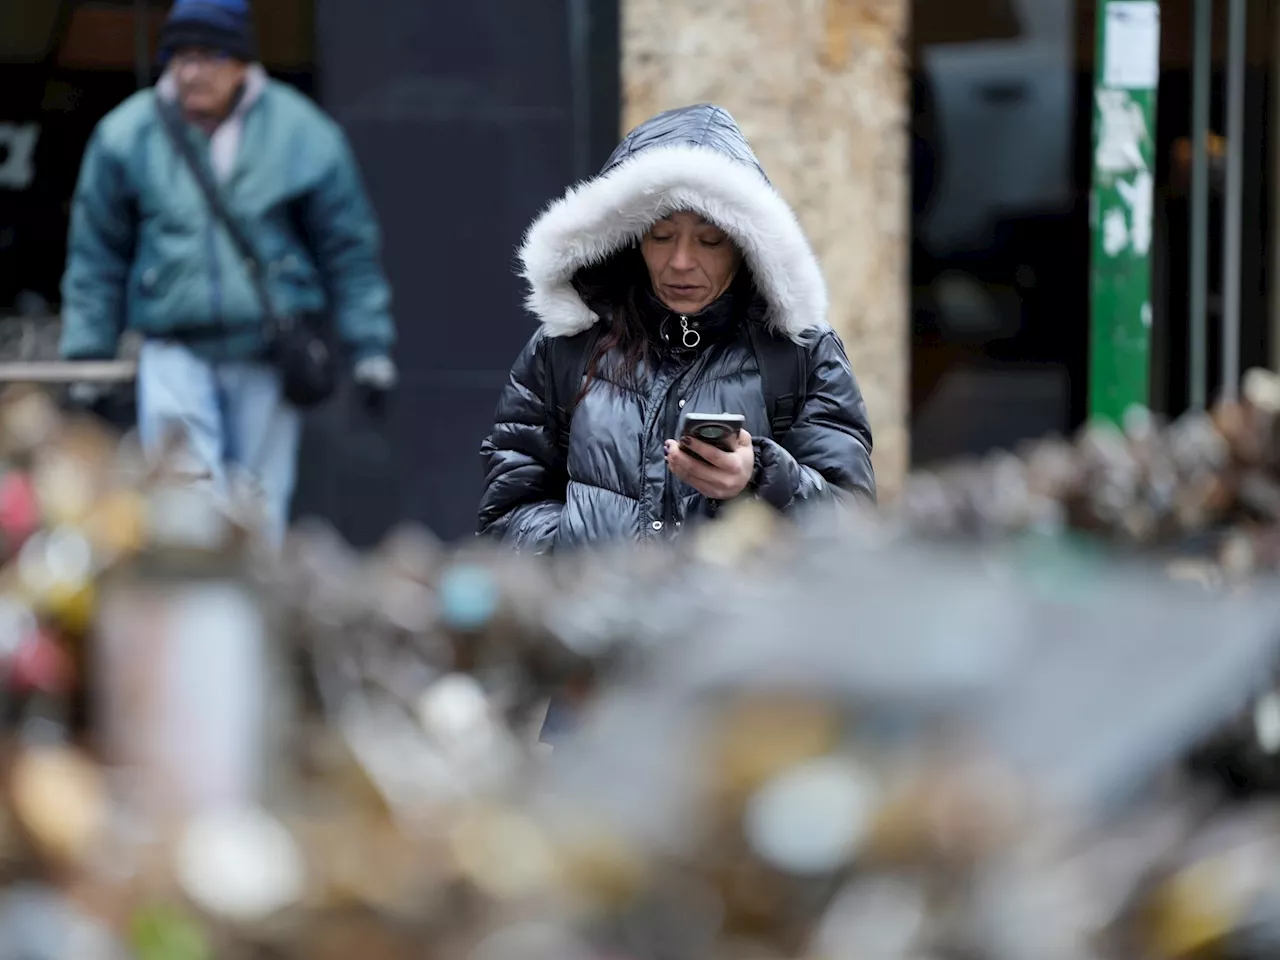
[677,412,745,458]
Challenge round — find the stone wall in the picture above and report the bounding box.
[622,0,910,497]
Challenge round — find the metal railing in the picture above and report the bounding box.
[0,316,138,385]
[0,360,136,385]
[1188,0,1248,408]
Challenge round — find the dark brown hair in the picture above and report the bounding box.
[571,246,657,402]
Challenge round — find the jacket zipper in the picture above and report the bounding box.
[639,363,679,533]
[195,122,224,340]
[191,125,225,349]
[655,344,715,528]
[205,211,223,334]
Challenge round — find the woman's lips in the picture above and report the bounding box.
[663,285,704,298]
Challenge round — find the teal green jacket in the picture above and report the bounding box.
[60,76,394,364]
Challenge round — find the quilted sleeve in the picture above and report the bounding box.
[477,332,566,552]
[752,330,877,508]
[60,126,135,360]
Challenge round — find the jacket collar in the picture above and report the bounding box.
[643,271,755,355]
[155,64,268,182]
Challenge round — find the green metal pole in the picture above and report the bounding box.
[1088,0,1161,425]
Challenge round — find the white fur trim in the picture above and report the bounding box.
[517,144,828,341]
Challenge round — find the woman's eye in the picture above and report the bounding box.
[649,234,674,243]
[701,238,725,248]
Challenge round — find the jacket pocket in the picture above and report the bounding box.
[266,250,326,316]
[129,254,212,334]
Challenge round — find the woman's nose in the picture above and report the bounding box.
[669,237,697,271]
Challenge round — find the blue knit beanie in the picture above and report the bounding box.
[159,0,258,63]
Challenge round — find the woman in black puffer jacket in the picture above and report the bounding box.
[478,103,876,552]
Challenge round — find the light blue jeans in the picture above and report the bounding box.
[136,340,301,547]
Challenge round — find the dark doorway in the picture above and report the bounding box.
[909,0,1083,464]
[0,0,620,546]
[297,0,619,544]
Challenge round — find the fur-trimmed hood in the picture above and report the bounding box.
[517,104,828,342]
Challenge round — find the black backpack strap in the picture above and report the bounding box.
[747,321,809,442]
[542,326,601,459]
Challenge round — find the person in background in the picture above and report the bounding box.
[59,0,396,544]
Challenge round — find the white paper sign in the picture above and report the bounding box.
[0,123,39,191]
[1095,90,1149,174]
[1104,1,1160,90]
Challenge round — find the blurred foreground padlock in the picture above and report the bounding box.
[93,470,288,824]
[0,884,129,960]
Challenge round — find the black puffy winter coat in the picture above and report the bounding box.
[478,104,876,552]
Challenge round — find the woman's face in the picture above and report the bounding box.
[640,212,742,315]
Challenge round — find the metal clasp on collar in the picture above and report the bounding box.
[680,316,701,349]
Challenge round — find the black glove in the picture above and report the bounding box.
[352,356,397,417]
[66,381,112,412]
[63,380,138,428]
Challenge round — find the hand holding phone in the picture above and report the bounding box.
[666,411,755,500]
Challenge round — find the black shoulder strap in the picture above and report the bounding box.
[155,98,276,324]
[747,321,809,442]
[542,326,601,458]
